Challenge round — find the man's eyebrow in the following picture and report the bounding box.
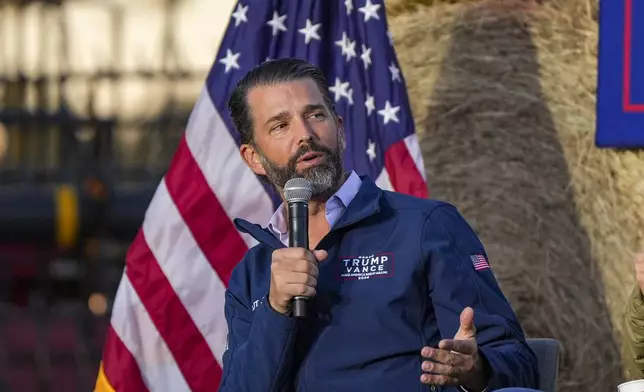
[264,104,326,125]
[303,104,327,113]
[265,110,291,125]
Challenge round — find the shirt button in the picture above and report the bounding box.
[430,386,437,392]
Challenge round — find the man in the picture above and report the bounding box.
[219,58,540,392]
[623,251,644,379]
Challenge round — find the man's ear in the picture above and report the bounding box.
[336,115,346,152]
[240,143,267,177]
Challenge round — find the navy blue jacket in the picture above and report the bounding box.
[219,176,539,392]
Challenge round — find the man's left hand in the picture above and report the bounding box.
[419,307,490,391]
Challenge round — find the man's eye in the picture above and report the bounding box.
[311,113,325,120]
[271,123,287,132]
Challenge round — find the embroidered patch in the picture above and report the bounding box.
[470,254,491,271]
[338,253,394,280]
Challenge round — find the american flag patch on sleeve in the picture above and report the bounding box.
[470,254,491,271]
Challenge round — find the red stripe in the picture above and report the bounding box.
[623,0,644,112]
[126,230,223,391]
[102,325,149,392]
[165,136,249,286]
[384,139,429,198]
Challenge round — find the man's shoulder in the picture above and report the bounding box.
[380,190,458,217]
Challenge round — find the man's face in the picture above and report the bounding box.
[240,78,345,198]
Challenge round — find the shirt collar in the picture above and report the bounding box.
[266,170,362,235]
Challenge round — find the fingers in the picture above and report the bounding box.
[420,373,459,386]
[284,259,319,276]
[422,346,473,364]
[313,249,328,262]
[421,359,461,377]
[459,307,475,330]
[285,283,317,298]
[636,252,644,263]
[420,346,476,387]
[453,307,476,340]
[278,247,326,263]
[634,253,644,292]
[272,249,320,276]
[438,339,478,355]
[635,252,644,272]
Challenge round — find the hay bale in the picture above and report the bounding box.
[389,0,644,390]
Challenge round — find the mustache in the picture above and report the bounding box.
[288,142,335,167]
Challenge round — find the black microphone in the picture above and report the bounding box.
[284,177,313,318]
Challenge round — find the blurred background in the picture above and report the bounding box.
[1,0,643,392]
[0,0,233,390]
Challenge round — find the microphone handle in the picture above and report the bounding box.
[288,201,309,318]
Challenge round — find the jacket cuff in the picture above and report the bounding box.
[458,348,492,392]
[460,386,488,392]
[475,345,505,390]
[249,295,296,343]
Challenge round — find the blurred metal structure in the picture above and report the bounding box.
[0,0,214,390]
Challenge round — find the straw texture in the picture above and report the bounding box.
[387,0,644,390]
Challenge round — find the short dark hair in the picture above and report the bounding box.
[227,58,336,145]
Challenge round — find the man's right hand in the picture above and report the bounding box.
[634,252,644,295]
[268,248,327,315]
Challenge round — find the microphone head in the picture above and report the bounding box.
[284,177,313,203]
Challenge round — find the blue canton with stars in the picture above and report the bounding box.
[207,0,417,209]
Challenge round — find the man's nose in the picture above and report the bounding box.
[294,120,316,144]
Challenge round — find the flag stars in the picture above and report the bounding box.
[267,11,287,36]
[329,78,352,104]
[335,32,356,62]
[346,88,354,105]
[389,62,401,82]
[365,94,375,115]
[366,140,377,162]
[378,101,400,124]
[345,0,354,15]
[360,44,372,69]
[219,49,240,73]
[359,0,381,22]
[231,3,248,27]
[299,19,322,44]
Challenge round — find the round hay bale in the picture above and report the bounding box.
[388,0,644,390]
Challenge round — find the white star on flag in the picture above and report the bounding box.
[389,63,401,82]
[367,140,377,161]
[231,3,248,27]
[359,0,381,22]
[267,11,287,36]
[335,32,357,62]
[360,44,372,69]
[329,77,352,103]
[378,100,400,124]
[365,94,375,115]
[345,0,354,15]
[299,19,322,44]
[219,49,240,73]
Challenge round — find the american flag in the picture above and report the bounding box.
[471,254,491,271]
[95,1,427,391]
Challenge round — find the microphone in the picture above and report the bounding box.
[284,177,313,318]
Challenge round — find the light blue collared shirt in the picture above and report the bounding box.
[267,171,362,246]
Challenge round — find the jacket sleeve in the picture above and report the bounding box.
[421,204,539,390]
[623,284,644,380]
[218,255,299,392]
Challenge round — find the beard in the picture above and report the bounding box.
[255,140,344,198]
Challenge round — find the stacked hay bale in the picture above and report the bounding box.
[386,0,644,390]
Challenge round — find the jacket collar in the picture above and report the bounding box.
[233,175,383,249]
